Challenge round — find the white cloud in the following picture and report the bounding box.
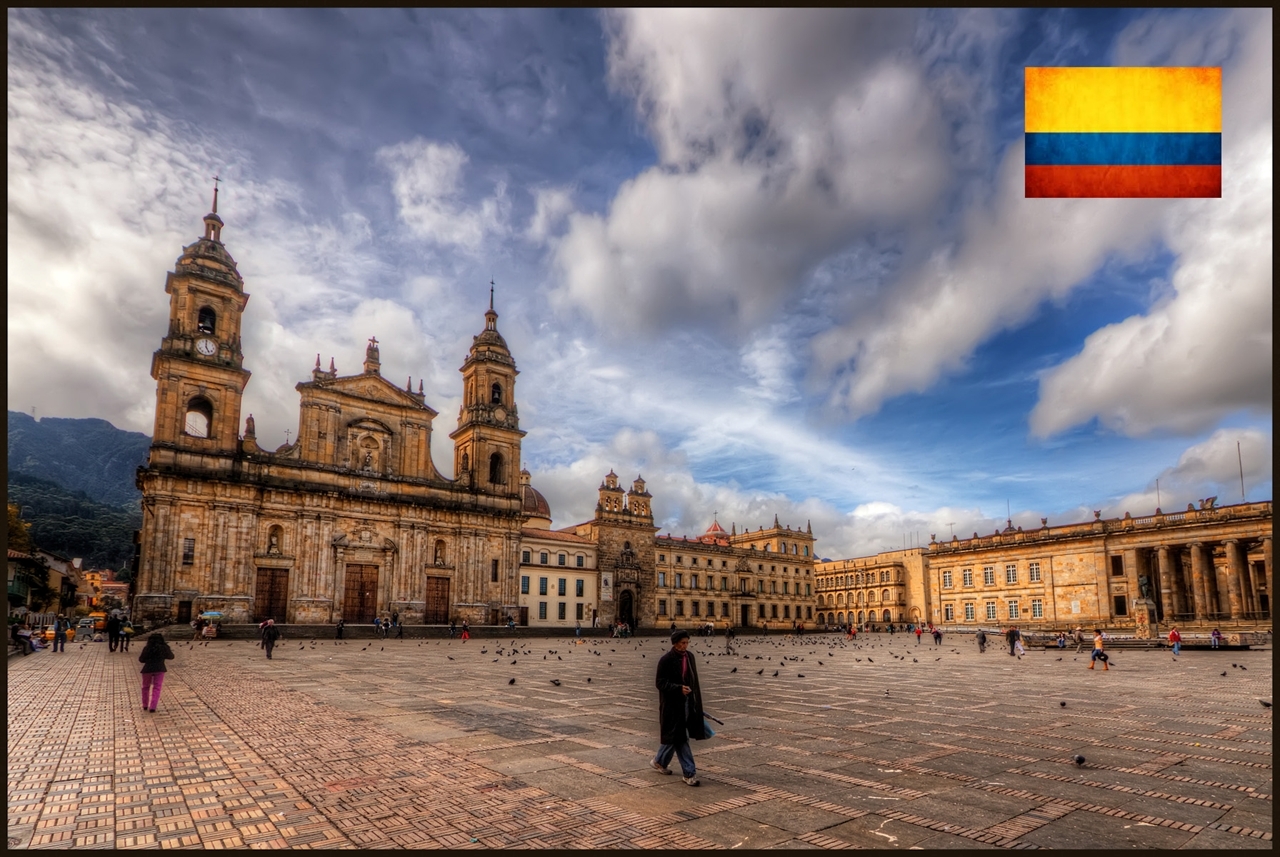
[1030,10,1273,437]
[5,18,460,455]
[551,9,950,334]
[376,137,509,251]
[1103,428,1273,516]
[524,184,574,243]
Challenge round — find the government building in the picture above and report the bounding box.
[817,501,1272,635]
[133,197,816,630]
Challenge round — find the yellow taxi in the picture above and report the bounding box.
[40,625,76,642]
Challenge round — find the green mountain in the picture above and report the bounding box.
[7,411,151,570]
[7,410,150,507]
[8,473,141,570]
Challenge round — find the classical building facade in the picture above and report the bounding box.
[815,548,924,628]
[652,516,817,630]
[516,470,599,628]
[134,201,527,626]
[816,501,1272,634]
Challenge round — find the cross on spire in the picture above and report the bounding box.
[212,175,221,214]
[489,278,495,310]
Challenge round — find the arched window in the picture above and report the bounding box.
[460,452,469,473]
[780,542,787,554]
[869,591,877,603]
[883,609,892,623]
[197,306,217,334]
[882,588,890,603]
[183,396,214,438]
[434,540,447,566]
[491,382,503,404]
[488,452,505,485]
[837,611,845,625]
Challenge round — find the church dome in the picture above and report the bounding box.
[705,519,727,536]
[519,469,552,528]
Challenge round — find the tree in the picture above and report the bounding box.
[8,503,33,552]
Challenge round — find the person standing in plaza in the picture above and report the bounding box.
[1168,625,1181,656]
[52,614,69,653]
[119,618,134,652]
[1088,629,1108,670]
[931,626,942,646]
[138,632,174,712]
[106,613,122,653]
[915,625,922,645]
[651,629,708,786]
[460,619,470,641]
[335,618,344,640]
[1006,625,1019,656]
[1073,627,1085,653]
[261,619,281,659]
[975,628,987,653]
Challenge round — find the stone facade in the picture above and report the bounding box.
[134,203,526,627]
[817,502,1272,632]
[654,516,817,630]
[815,548,924,628]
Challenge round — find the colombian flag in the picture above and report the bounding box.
[1025,67,1221,198]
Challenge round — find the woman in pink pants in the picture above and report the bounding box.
[138,633,175,712]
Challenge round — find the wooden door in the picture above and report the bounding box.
[423,575,450,624]
[255,569,289,622]
[177,601,193,624]
[518,606,529,626]
[343,565,379,623]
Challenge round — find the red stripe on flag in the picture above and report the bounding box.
[1025,165,1221,198]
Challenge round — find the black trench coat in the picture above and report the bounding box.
[655,646,707,745]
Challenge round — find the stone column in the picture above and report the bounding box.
[1189,542,1209,621]
[1209,546,1227,620]
[1265,537,1273,620]
[1223,539,1246,620]
[1156,546,1177,619]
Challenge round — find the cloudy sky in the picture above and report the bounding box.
[8,9,1272,558]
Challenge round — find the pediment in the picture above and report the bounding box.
[310,373,437,415]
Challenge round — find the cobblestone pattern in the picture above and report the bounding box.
[8,632,1273,849]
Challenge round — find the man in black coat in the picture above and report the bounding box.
[106,614,122,652]
[261,619,281,659]
[651,629,707,786]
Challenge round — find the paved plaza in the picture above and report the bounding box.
[7,629,1273,849]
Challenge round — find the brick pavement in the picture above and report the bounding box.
[7,631,1272,849]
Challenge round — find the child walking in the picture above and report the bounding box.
[138,633,175,712]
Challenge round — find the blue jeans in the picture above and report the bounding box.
[654,741,696,778]
[1172,641,1181,655]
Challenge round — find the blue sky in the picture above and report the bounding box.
[7,9,1272,558]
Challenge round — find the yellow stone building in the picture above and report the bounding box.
[134,200,526,626]
[817,502,1272,633]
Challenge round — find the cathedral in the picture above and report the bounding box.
[134,195,531,627]
[133,195,819,630]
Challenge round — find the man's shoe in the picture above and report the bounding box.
[683,776,700,786]
[650,759,673,775]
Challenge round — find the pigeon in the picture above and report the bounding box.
[380,647,384,652]
[508,678,516,685]
[586,677,592,683]
[550,679,561,686]
[1060,701,1067,708]
[867,658,873,663]
[1232,664,1237,668]
[912,659,918,663]
[1240,666,1247,671]
[1260,700,1272,709]
[1055,657,1063,661]
[797,674,805,678]
[818,661,824,666]
[730,667,737,673]
[757,669,764,675]
[1073,755,1085,766]
[1221,671,1228,676]
[511,660,517,665]
[772,671,779,677]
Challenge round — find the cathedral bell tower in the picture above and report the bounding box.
[149,182,251,457]
[449,288,524,494]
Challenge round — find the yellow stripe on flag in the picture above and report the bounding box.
[1026,67,1221,133]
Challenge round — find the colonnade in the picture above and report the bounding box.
[1149,536,1271,623]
